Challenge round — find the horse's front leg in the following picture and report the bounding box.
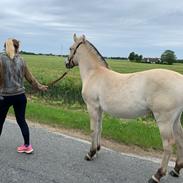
[85,104,102,161]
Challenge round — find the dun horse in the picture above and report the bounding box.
[65,34,183,183]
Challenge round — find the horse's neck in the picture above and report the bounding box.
[77,47,102,82]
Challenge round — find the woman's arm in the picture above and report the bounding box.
[0,59,3,88]
[24,62,48,91]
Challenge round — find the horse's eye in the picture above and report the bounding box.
[70,47,72,51]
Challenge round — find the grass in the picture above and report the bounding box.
[23,54,83,104]
[9,99,162,150]
[10,54,183,151]
[23,54,183,105]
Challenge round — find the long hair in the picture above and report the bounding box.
[4,39,19,59]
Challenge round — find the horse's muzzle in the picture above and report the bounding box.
[65,63,73,69]
[65,58,71,68]
[65,58,74,69]
[65,61,70,68]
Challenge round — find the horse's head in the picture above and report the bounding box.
[65,34,85,69]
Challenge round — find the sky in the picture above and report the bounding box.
[0,0,183,58]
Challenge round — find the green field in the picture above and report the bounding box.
[9,54,183,150]
[23,54,183,105]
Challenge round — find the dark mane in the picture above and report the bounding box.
[86,40,108,68]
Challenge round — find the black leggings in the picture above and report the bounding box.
[0,93,30,145]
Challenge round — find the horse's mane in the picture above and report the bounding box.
[85,40,108,68]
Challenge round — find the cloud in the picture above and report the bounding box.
[0,0,183,58]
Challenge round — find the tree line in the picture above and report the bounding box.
[17,50,180,65]
[128,50,177,65]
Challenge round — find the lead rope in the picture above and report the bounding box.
[47,69,70,87]
[28,69,70,100]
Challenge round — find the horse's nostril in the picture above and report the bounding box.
[65,63,70,68]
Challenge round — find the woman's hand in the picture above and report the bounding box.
[39,85,48,92]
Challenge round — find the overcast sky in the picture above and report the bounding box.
[0,0,183,58]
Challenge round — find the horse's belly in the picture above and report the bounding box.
[101,101,149,119]
[105,108,148,118]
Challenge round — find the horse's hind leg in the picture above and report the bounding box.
[170,114,183,177]
[85,104,102,161]
[149,113,174,183]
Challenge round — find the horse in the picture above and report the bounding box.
[65,34,183,183]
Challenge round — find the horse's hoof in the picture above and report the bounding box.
[169,170,179,177]
[84,150,97,161]
[84,153,93,161]
[84,149,97,161]
[148,177,159,183]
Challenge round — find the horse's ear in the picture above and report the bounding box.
[73,33,77,42]
[82,35,86,43]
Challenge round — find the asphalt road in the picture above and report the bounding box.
[0,120,183,183]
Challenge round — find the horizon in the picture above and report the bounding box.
[1,49,182,60]
[17,50,183,60]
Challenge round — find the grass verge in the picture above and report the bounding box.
[9,99,162,151]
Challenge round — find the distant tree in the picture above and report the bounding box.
[136,54,143,62]
[134,54,139,62]
[128,52,135,61]
[176,59,183,63]
[161,50,176,65]
[109,57,127,60]
[20,51,36,55]
[128,52,143,62]
[139,55,143,61]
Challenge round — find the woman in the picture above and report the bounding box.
[0,38,48,153]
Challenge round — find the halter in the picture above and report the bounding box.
[68,41,83,66]
[47,41,84,86]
